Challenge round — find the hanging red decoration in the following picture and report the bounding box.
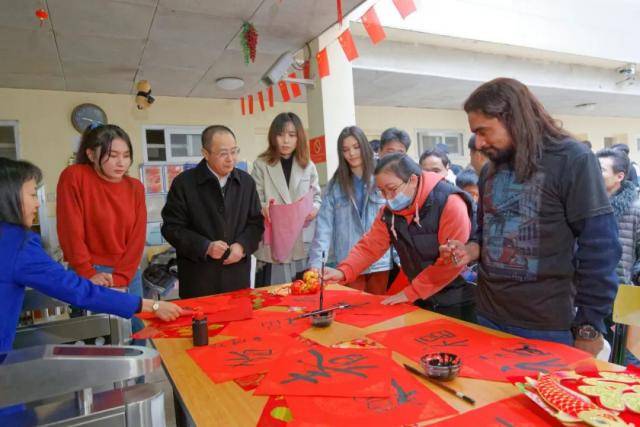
[240,22,258,64]
[35,8,48,27]
[267,86,274,107]
[337,0,343,26]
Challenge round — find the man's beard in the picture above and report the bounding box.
[482,147,514,165]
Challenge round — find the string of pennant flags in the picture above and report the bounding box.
[240,0,417,115]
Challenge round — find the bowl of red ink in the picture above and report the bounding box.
[420,352,461,381]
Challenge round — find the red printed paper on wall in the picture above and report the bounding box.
[254,347,393,397]
[308,135,326,164]
[285,362,457,427]
[187,334,300,383]
[142,165,163,193]
[429,394,563,427]
[164,164,184,190]
[367,318,501,363]
[461,338,592,382]
[221,310,310,338]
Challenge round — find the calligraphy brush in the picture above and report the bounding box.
[319,250,326,310]
[403,364,475,405]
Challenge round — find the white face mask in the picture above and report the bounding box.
[386,182,411,210]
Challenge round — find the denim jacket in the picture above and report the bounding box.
[308,177,391,273]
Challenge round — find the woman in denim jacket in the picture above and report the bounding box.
[308,126,391,294]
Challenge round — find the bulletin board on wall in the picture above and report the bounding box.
[140,163,196,246]
[139,161,250,246]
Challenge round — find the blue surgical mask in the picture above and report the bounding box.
[386,183,412,211]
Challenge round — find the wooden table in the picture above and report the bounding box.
[152,285,617,426]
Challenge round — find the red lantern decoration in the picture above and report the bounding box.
[35,8,48,27]
[240,22,258,64]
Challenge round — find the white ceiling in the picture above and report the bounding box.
[0,0,364,97]
[353,69,640,118]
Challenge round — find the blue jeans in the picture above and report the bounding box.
[477,314,574,346]
[93,265,145,347]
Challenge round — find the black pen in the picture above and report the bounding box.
[403,363,475,405]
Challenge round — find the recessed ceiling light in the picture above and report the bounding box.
[216,77,244,91]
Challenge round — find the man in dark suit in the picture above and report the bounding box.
[161,125,264,298]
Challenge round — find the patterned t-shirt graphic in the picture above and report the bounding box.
[482,169,543,281]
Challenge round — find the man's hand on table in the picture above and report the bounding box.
[381,292,409,305]
[141,300,183,321]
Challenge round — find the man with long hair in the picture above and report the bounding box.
[442,78,620,356]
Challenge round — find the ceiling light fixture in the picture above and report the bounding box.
[216,77,245,91]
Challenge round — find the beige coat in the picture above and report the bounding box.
[251,157,322,264]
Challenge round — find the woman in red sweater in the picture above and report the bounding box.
[57,124,147,337]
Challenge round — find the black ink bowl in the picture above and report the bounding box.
[310,311,334,328]
[420,352,461,381]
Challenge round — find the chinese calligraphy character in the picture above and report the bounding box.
[226,349,273,367]
[281,349,376,384]
[415,329,469,347]
[500,358,568,373]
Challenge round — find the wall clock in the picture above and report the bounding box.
[71,103,108,133]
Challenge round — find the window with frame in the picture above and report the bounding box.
[416,130,464,156]
[0,121,19,159]
[143,126,205,163]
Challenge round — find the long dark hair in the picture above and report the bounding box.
[463,78,570,182]
[75,124,133,175]
[330,126,375,199]
[260,112,309,168]
[0,157,43,227]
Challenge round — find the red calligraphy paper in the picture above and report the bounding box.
[461,338,592,382]
[221,310,310,338]
[240,97,246,115]
[188,334,300,383]
[316,48,330,78]
[286,362,457,426]
[257,396,291,427]
[133,321,226,340]
[367,318,501,363]
[288,72,301,98]
[248,94,254,114]
[226,288,284,310]
[393,0,417,19]
[234,373,266,391]
[254,347,393,398]
[308,135,326,164]
[338,28,359,61]
[136,294,252,323]
[267,85,274,107]
[361,6,386,45]
[278,80,290,102]
[430,394,563,426]
[258,90,265,111]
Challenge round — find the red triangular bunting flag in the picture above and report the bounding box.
[278,81,290,102]
[338,28,359,61]
[240,97,245,115]
[267,86,274,107]
[362,6,386,44]
[248,95,254,114]
[316,48,330,78]
[303,60,310,79]
[289,72,302,98]
[393,0,416,19]
[257,91,265,111]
